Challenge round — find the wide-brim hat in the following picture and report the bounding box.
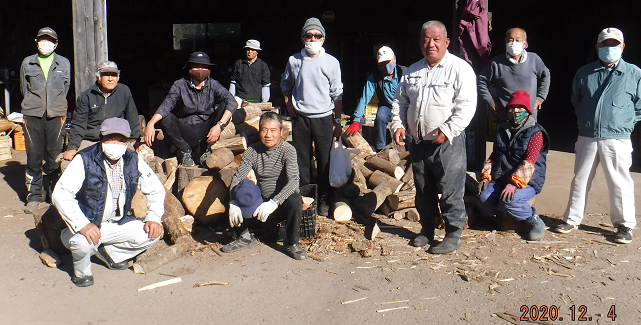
[506,90,532,114]
[231,179,263,219]
[100,117,131,138]
[182,51,217,69]
[244,39,262,51]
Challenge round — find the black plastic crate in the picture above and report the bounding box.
[278,184,317,240]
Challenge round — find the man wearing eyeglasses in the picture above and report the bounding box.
[281,17,343,216]
[230,39,271,103]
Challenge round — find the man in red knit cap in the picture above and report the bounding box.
[477,90,550,240]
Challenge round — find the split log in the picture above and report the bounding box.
[131,190,147,219]
[176,165,208,193]
[236,116,260,138]
[233,154,243,165]
[182,176,228,225]
[163,157,179,191]
[377,148,400,165]
[219,122,236,141]
[397,159,410,171]
[400,164,414,183]
[39,249,61,268]
[366,156,404,180]
[138,145,155,167]
[352,167,368,193]
[342,131,375,157]
[332,197,352,222]
[133,242,190,274]
[242,101,273,111]
[205,148,234,170]
[215,168,237,188]
[367,170,403,193]
[32,204,67,255]
[377,201,394,216]
[390,210,404,220]
[163,189,193,244]
[210,136,247,154]
[354,182,394,217]
[404,208,420,222]
[385,190,416,210]
[242,104,263,120]
[302,196,315,210]
[282,120,292,139]
[401,177,415,192]
[352,155,374,178]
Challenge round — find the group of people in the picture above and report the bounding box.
[18,18,640,287]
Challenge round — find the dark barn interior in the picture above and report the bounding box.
[2,0,641,167]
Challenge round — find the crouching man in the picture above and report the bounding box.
[223,112,306,260]
[477,90,549,240]
[53,118,165,287]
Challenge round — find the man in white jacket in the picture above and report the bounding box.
[391,20,477,255]
[53,118,165,287]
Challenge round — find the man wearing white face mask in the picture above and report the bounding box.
[554,28,641,245]
[20,27,71,213]
[478,27,550,123]
[53,118,165,287]
[281,17,343,216]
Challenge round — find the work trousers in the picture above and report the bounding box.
[411,134,468,231]
[478,182,537,220]
[238,192,303,245]
[563,136,636,228]
[372,106,413,151]
[24,114,65,203]
[162,112,217,152]
[292,114,333,197]
[61,219,159,277]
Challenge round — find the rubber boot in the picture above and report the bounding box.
[525,209,545,241]
[412,216,437,247]
[428,227,462,255]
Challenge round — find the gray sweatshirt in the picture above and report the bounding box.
[478,50,550,114]
[281,48,343,118]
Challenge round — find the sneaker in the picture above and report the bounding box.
[614,224,633,244]
[554,222,576,234]
[94,245,130,270]
[222,235,258,253]
[24,201,41,214]
[318,198,329,216]
[71,275,94,287]
[181,149,195,167]
[284,243,307,260]
[199,146,212,166]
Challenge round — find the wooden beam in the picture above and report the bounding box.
[72,0,108,99]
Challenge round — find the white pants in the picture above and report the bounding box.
[61,219,159,277]
[563,136,636,228]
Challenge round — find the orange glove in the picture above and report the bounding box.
[345,121,361,135]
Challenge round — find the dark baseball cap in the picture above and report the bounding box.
[100,117,131,138]
[37,27,58,41]
[231,179,264,219]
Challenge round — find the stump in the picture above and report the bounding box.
[33,204,67,255]
[182,176,228,225]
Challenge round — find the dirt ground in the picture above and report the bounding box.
[1,144,640,325]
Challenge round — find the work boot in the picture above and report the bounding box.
[222,235,258,253]
[412,217,437,247]
[428,227,462,255]
[94,245,130,270]
[181,149,195,167]
[71,275,94,287]
[524,210,546,241]
[199,146,212,166]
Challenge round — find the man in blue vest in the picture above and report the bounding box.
[477,90,549,240]
[345,46,410,151]
[53,118,165,287]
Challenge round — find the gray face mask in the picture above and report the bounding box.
[377,61,396,75]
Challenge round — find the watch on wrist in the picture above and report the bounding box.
[333,118,342,124]
[217,120,226,130]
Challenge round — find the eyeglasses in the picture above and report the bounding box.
[303,33,324,41]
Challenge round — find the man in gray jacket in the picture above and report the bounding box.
[20,27,71,213]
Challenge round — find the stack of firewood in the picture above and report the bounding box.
[332,131,418,224]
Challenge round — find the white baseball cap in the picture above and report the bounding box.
[597,28,624,44]
[377,46,394,63]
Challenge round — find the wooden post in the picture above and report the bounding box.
[72,0,108,99]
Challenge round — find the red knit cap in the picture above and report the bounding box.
[506,90,532,114]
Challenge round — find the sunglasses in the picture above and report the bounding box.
[303,33,324,41]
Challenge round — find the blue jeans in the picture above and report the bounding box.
[478,181,536,220]
[374,105,412,150]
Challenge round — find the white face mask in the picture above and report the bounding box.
[304,42,323,55]
[102,143,128,161]
[506,41,524,57]
[38,41,55,56]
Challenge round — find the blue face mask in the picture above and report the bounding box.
[378,61,396,75]
[598,46,622,63]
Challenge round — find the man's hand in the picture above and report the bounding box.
[229,202,243,227]
[283,91,296,117]
[144,123,156,147]
[63,149,77,161]
[345,121,361,135]
[144,221,163,240]
[535,98,542,110]
[500,184,517,202]
[490,103,496,111]
[253,200,278,222]
[332,122,342,138]
[431,128,448,144]
[79,223,101,245]
[478,179,490,195]
[394,128,406,146]
[206,124,222,143]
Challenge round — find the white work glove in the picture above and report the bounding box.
[228,201,243,227]
[253,199,278,222]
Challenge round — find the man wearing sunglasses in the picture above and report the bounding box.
[281,17,343,216]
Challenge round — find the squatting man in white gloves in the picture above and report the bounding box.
[224,112,306,260]
[53,118,165,287]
